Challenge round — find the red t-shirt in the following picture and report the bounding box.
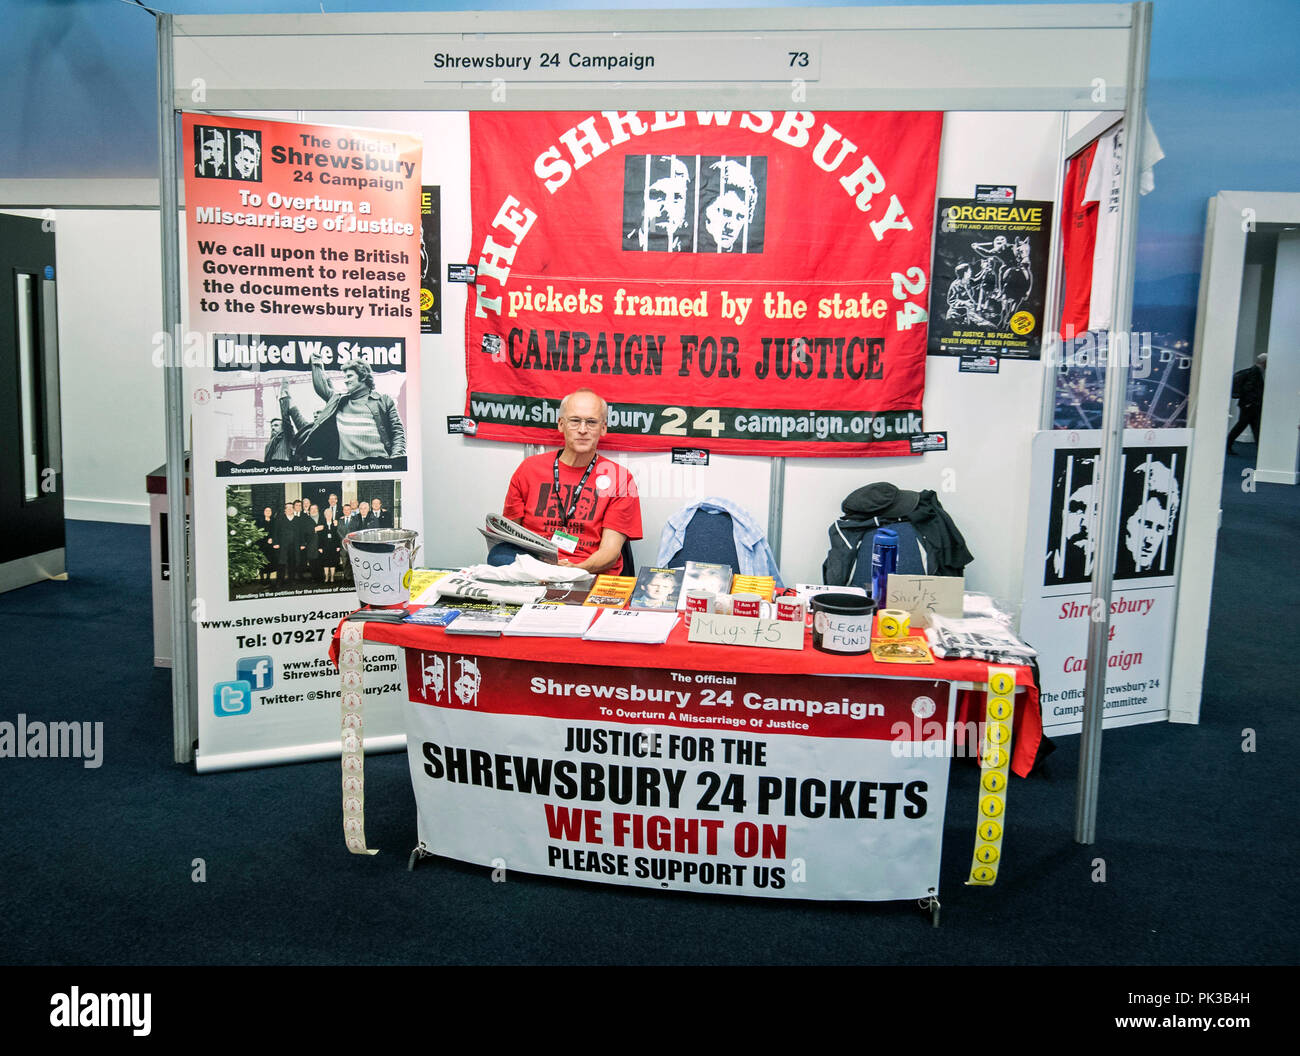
[1059,140,1099,339]
[503,451,642,574]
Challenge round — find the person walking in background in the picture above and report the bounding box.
[1227,353,1266,455]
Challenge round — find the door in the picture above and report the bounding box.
[0,212,64,591]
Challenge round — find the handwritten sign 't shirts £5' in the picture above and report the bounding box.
[885,573,964,628]
[688,612,805,651]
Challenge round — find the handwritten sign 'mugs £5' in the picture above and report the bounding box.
[687,612,804,651]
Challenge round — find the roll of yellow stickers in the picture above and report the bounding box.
[876,609,911,638]
[968,666,1016,887]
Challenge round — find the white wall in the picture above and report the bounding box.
[1258,231,1300,484]
[4,204,165,524]
[1234,262,1262,373]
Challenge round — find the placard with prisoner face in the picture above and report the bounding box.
[622,154,767,254]
[194,124,263,182]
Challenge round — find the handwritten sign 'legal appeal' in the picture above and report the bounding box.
[687,612,805,651]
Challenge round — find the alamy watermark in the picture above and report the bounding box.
[1046,327,1155,379]
[0,715,103,768]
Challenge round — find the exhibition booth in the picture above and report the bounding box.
[146,3,1229,909]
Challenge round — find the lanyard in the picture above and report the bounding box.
[553,453,597,528]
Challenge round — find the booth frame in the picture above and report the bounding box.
[156,4,1195,844]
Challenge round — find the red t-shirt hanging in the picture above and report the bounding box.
[503,451,643,574]
[1059,140,1100,339]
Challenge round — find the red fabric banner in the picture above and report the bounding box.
[464,110,943,456]
[404,649,949,742]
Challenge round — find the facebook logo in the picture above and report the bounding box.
[213,681,253,717]
[236,656,274,691]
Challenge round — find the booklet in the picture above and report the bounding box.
[443,603,521,636]
[403,605,461,626]
[870,636,935,664]
[678,561,732,608]
[630,567,685,611]
[503,602,599,638]
[583,608,679,644]
[730,574,776,601]
[542,584,592,605]
[583,575,637,608]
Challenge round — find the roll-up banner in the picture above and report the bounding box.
[1019,429,1191,735]
[464,111,942,457]
[183,115,423,771]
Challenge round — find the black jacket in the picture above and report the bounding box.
[823,486,973,584]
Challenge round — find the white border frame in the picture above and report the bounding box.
[159,6,1149,813]
[1168,190,1300,724]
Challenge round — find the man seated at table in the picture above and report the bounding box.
[493,388,642,575]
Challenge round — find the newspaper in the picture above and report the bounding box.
[479,512,559,560]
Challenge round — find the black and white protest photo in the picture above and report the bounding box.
[211,334,408,475]
[623,154,767,254]
[193,124,262,182]
[1041,443,1186,586]
[1043,447,1100,587]
[1113,446,1186,581]
[227,479,404,601]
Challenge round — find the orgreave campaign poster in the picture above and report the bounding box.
[464,110,942,457]
[927,195,1053,361]
[184,115,423,771]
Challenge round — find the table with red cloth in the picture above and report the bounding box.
[332,616,1041,774]
[330,612,1040,902]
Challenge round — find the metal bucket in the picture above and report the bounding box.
[345,528,420,607]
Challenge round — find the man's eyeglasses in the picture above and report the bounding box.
[564,417,602,430]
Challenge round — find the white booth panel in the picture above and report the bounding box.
[172,6,1134,112]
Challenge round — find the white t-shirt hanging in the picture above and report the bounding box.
[1140,117,1164,196]
[1084,125,1123,332]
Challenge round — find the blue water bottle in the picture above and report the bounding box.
[870,527,898,607]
